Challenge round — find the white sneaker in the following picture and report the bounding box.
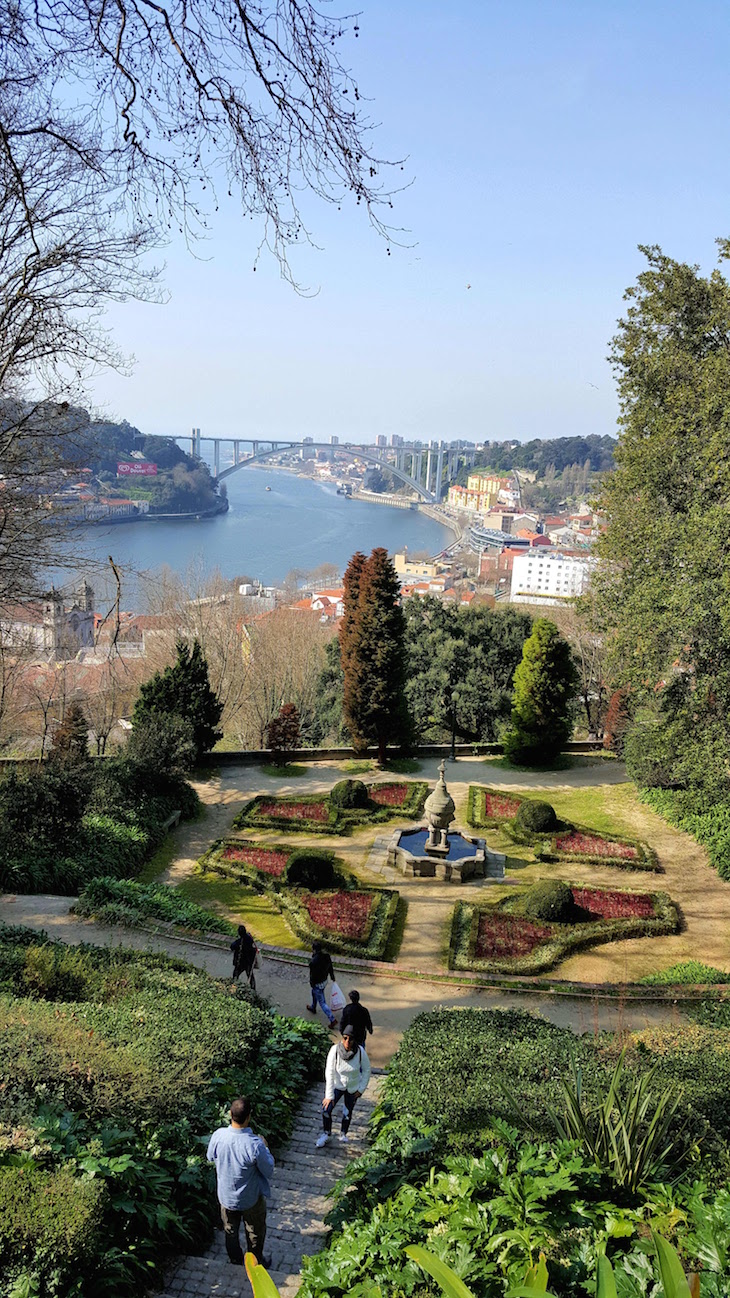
[315,1133,330,1148]
[338,1132,349,1144]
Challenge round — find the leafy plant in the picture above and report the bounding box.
[515,800,558,834]
[550,1047,683,1192]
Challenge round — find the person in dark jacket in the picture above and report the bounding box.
[306,941,337,1027]
[338,990,373,1046]
[231,925,258,989]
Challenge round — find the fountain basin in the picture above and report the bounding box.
[386,825,504,882]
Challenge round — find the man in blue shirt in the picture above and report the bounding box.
[207,1096,275,1266]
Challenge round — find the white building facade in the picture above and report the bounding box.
[510,552,592,606]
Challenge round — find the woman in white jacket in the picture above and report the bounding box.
[315,1029,371,1147]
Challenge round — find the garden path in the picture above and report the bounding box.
[157,1077,384,1298]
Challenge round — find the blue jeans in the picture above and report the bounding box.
[309,980,335,1024]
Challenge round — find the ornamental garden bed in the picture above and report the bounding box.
[466,787,659,870]
[449,883,680,976]
[200,838,399,959]
[234,779,428,835]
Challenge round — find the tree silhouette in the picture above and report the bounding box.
[133,638,222,760]
[341,548,409,763]
[503,618,577,766]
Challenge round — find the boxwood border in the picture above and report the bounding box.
[466,785,525,829]
[234,781,429,836]
[449,886,680,976]
[199,839,399,960]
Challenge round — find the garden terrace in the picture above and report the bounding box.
[200,839,399,959]
[449,884,679,976]
[0,925,328,1298]
[233,780,428,836]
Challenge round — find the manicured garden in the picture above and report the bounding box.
[200,838,399,959]
[234,777,428,836]
[298,1006,730,1298]
[0,923,328,1298]
[449,878,679,975]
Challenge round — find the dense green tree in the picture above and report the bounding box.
[502,618,578,765]
[341,548,409,762]
[309,639,347,746]
[404,597,533,744]
[125,713,197,777]
[132,639,222,760]
[49,702,89,765]
[0,763,90,855]
[594,241,730,787]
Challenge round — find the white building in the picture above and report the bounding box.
[510,552,592,606]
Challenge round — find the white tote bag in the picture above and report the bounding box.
[329,981,346,1013]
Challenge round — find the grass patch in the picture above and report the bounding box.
[259,763,309,778]
[340,760,376,774]
[486,752,575,772]
[175,872,306,948]
[540,784,645,841]
[640,961,730,986]
[382,757,423,774]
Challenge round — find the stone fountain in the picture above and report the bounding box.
[386,761,506,882]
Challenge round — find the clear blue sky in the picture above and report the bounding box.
[91,0,730,446]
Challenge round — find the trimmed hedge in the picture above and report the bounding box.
[285,848,343,890]
[466,785,524,828]
[520,880,574,922]
[515,799,557,833]
[73,877,236,936]
[0,1166,107,1289]
[202,840,399,959]
[534,824,660,871]
[234,780,428,836]
[449,888,680,976]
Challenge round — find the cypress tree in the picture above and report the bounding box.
[340,547,409,763]
[132,637,222,760]
[502,618,577,766]
[49,701,89,764]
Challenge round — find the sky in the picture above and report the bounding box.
[90,0,730,446]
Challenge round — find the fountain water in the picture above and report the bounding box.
[386,761,506,882]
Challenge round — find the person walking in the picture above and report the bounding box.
[316,1028,371,1148]
[231,925,258,989]
[338,990,373,1047]
[306,940,337,1028]
[207,1096,274,1266]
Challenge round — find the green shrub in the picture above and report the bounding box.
[330,778,370,809]
[74,877,233,935]
[514,799,557,833]
[285,849,340,890]
[0,1165,106,1285]
[641,961,730,986]
[521,879,574,922]
[641,786,730,881]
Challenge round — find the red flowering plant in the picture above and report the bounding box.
[299,890,375,940]
[368,783,409,807]
[571,886,656,920]
[467,785,524,829]
[222,843,290,878]
[475,911,553,960]
[542,827,659,871]
[258,799,330,822]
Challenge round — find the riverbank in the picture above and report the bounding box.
[81,495,229,526]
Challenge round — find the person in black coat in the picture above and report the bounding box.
[306,941,337,1027]
[338,990,373,1046]
[231,925,258,989]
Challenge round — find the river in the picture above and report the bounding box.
[73,467,453,605]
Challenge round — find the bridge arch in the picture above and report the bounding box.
[216,443,436,502]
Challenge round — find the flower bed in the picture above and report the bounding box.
[554,832,638,861]
[571,886,655,920]
[222,843,290,877]
[449,885,680,977]
[300,890,375,940]
[467,785,524,829]
[199,839,399,959]
[539,826,659,871]
[235,781,428,836]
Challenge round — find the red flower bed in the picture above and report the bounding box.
[222,845,289,877]
[483,792,521,820]
[300,890,374,939]
[258,799,329,823]
[571,887,655,920]
[555,831,638,860]
[370,783,409,806]
[475,912,552,959]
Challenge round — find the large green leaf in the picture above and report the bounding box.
[652,1233,692,1298]
[244,1254,282,1298]
[595,1255,618,1298]
[404,1245,476,1298]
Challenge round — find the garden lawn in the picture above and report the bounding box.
[175,872,306,949]
[472,782,730,983]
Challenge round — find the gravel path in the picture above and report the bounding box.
[157,1079,384,1298]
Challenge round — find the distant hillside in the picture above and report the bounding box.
[457,434,616,482]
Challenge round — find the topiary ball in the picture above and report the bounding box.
[522,880,575,924]
[329,778,370,810]
[514,799,558,833]
[285,849,338,890]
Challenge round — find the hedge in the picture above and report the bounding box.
[466,785,524,829]
[202,840,399,959]
[448,888,679,976]
[73,877,236,936]
[0,1166,107,1292]
[234,781,428,836]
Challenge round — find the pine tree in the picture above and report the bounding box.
[49,702,89,765]
[502,618,578,766]
[340,547,409,763]
[132,638,222,760]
